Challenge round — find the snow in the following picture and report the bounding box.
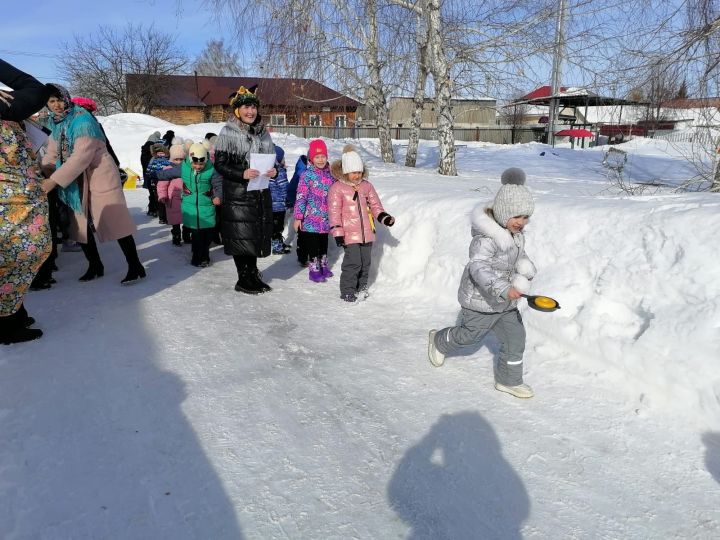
[2,114,720,538]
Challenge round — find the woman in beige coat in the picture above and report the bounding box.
[41,84,145,284]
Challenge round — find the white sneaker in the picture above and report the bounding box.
[428,330,445,367]
[494,382,534,399]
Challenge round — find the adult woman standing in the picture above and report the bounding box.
[41,84,145,285]
[214,85,276,294]
[0,59,51,344]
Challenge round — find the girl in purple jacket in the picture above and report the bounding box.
[328,145,394,302]
[293,139,335,282]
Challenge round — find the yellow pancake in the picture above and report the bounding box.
[534,296,557,309]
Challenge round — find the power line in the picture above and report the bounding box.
[0,48,61,58]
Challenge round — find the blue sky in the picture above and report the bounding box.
[2,0,235,84]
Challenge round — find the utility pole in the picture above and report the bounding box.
[548,0,566,147]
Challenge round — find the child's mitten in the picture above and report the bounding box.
[378,212,395,226]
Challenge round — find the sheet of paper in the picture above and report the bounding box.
[247,153,275,191]
[23,119,50,152]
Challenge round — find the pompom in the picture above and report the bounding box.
[342,144,356,154]
[501,167,526,186]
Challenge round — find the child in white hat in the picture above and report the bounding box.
[328,145,394,302]
[427,167,538,398]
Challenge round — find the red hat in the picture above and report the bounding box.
[71,96,97,113]
[308,139,328,161]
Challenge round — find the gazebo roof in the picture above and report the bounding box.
[510,85,642,107]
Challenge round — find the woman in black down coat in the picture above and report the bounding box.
[214,85,277,294]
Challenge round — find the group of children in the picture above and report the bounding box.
[144,133,539,399]
[144,135,396,304]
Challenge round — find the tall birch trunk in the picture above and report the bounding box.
[405,13,428,168]
[366,0,395,163]
[426,0,457,175]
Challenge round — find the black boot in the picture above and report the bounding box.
[118,235,146,285]
[1,309,43,345]
[172,231,182,246]
[250,269,272,293]
[79,233,105,282]
[234,268,263,294]
[182,226,192,244]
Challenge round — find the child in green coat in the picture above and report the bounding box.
[158,142,222,267]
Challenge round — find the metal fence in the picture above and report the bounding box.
[652,129,719,149]
[269,125,540,145]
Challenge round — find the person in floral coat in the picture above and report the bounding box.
[0,58,51,344]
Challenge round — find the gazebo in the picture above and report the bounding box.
[509,86,644,147]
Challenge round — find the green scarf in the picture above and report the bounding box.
[50,104,105,213]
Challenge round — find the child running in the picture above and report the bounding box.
[427,168,538,398]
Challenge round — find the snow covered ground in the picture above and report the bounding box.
[2,113,719,538]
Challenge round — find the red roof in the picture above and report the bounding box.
[520,85,568,101]
[660,97,720,109]
[127,74,361,109]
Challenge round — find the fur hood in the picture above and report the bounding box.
[470,204,520,252]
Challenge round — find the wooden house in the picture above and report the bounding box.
[126,74,361,126]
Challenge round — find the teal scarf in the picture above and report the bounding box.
[50,105,105,213]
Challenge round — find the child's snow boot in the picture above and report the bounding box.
[320,254,333,278]
[494,382,534,399]
[271,238,284,255]
[427,329,445,367]
[308,257,325,282]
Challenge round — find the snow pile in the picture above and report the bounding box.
[96,115,720,428]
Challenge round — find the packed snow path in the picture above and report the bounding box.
[2,191,719,539]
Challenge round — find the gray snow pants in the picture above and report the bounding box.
[340,242,373,295]
[434,307,526,386]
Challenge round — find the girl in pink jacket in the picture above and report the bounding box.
[328,145,394,302]
[156,144,186,245]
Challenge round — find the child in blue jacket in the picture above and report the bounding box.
[269,145,291,254]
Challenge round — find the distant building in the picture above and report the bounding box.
[358,96,497,128]
[126,74,361,126]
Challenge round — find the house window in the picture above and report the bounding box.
[270,114,286,126]
[309,114,321,126]
[334,115,347,127]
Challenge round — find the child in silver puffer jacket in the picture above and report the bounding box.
[427,167,537,399]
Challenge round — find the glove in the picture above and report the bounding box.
[378,212,395,227]
[335,236,345,247]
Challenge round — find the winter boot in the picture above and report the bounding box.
[234,268,263,294]
[250,269,272,293]
[182,226,192,244]
[341,292,357,303]
[79,238,104,282]
[308,258,325,283]
[494,382,534,399]
[320,254,333,278]
[0,310,43,345]
[280,236,292,254]
[171,225,182,246]
[121,263,146,285]
[271,238,284,255]
[118,235,146,285]
[427,329,446,367]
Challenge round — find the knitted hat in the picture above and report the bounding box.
[274,145,285,163]
[308,139,328,161]
[228,85,260,109]
[183,139,193,153]
[341,145,363,174]
[169,144,185,161]
[151,143,169,156]
[188,142,208,161]
[147,131,161,142]
[492,167,534,227]
[201,139,211,151]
